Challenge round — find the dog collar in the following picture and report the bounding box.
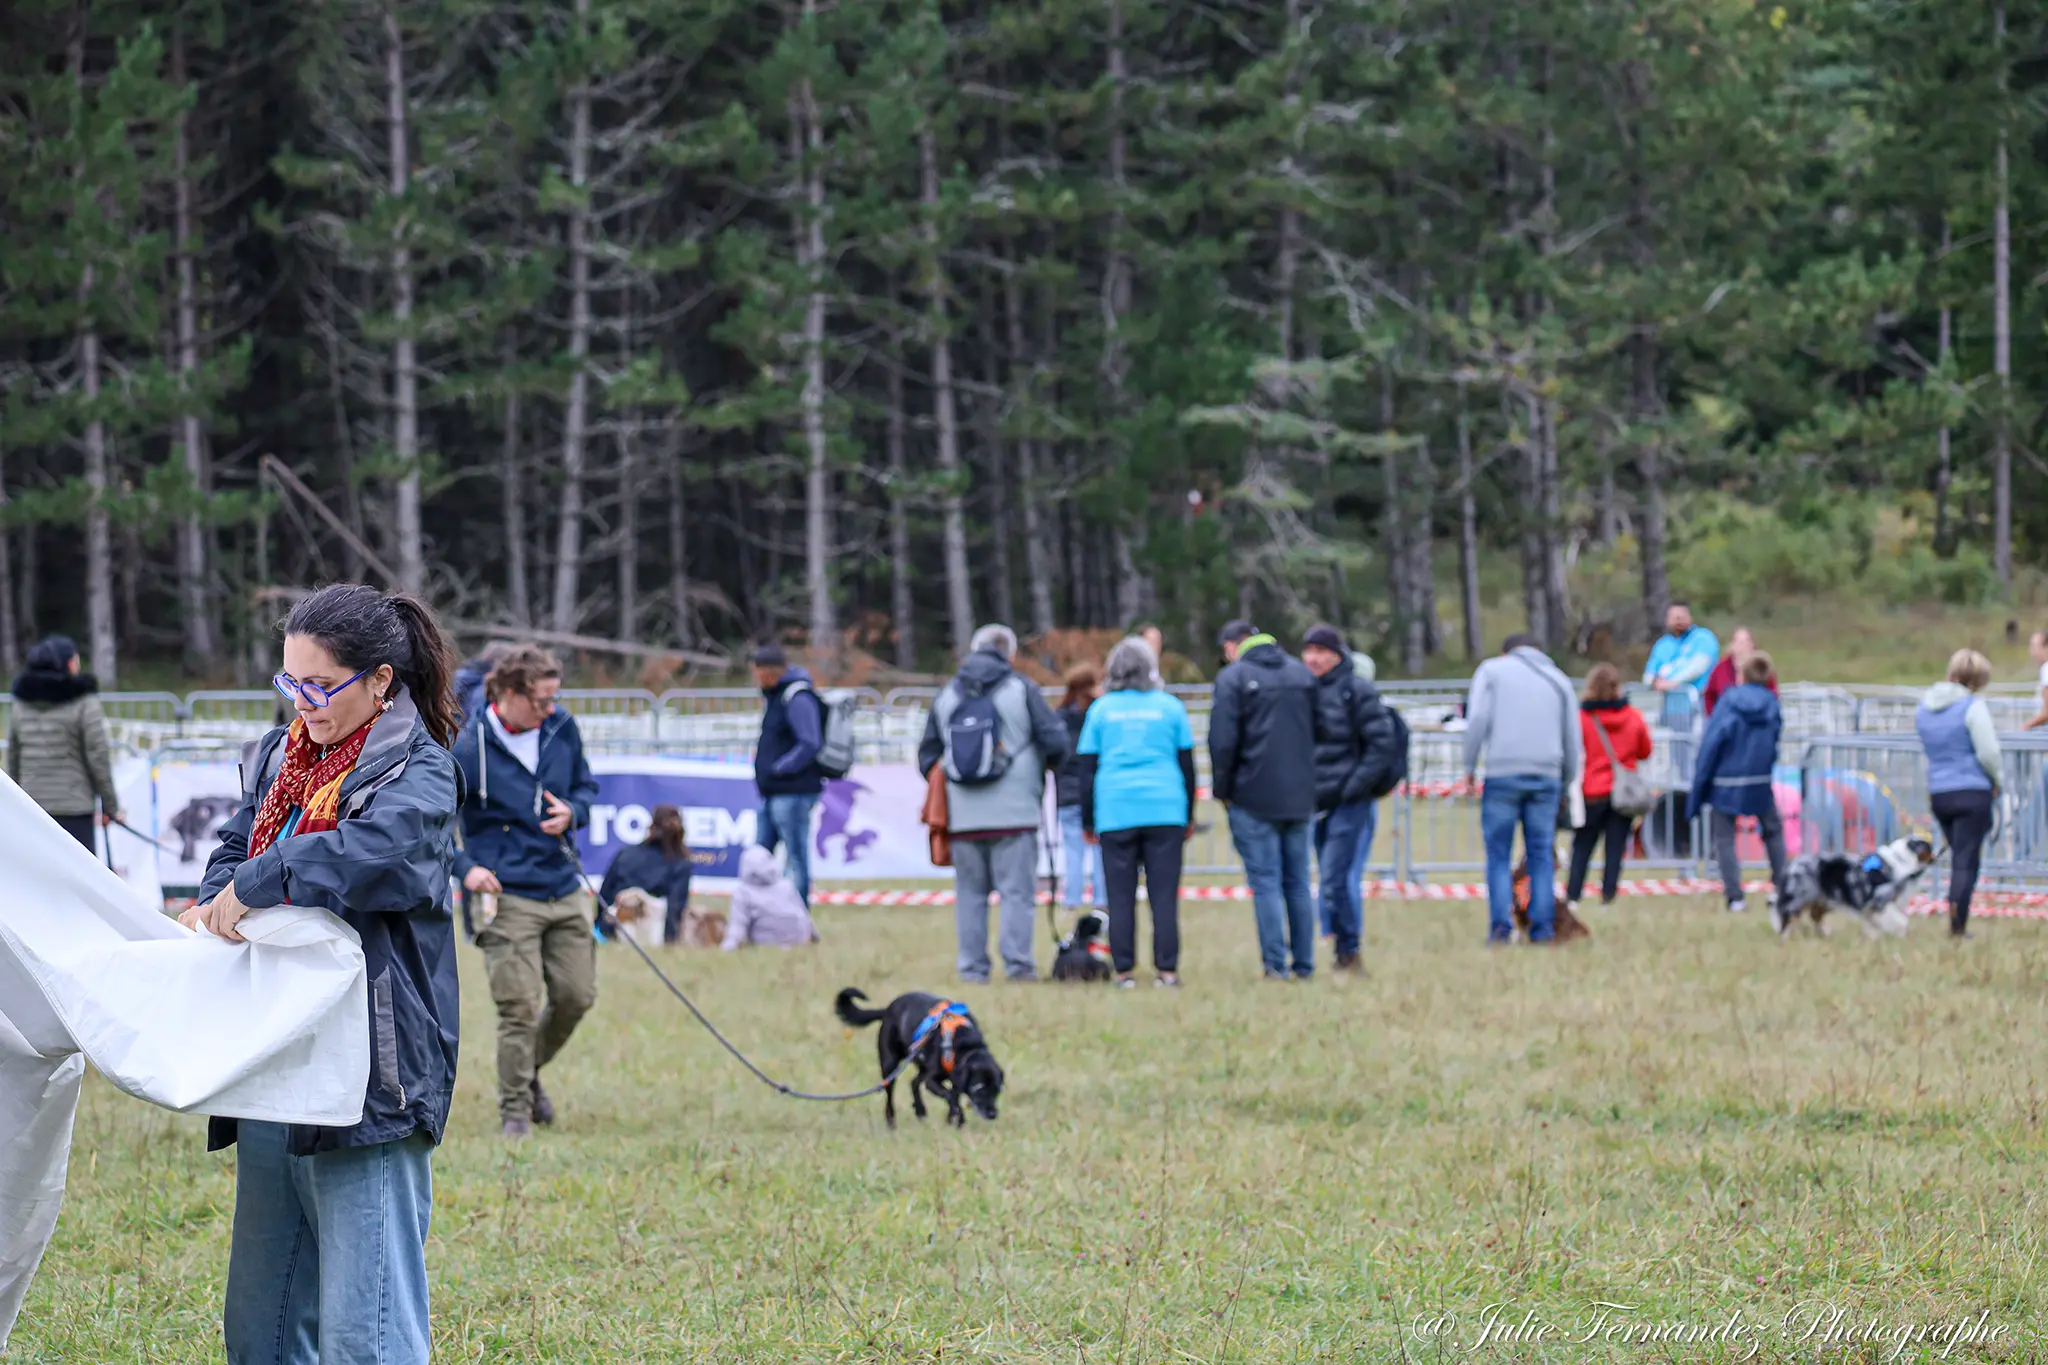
[911,1001,973,1076]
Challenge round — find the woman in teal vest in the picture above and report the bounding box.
[1916,648,2004,939]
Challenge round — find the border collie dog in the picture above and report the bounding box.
[1773,836,1937,938]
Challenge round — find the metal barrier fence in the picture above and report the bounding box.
[1796,733,2048,899]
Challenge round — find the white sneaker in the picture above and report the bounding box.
[1728,898,1748,914]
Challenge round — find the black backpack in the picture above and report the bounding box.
[1366,700,1410,801]
[942,677,1012,786]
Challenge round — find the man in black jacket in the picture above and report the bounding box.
[1303,625,1400,974]
[1208,619,1320,979]
[752,643,825,905]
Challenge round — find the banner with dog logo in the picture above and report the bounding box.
[582,757,946,887]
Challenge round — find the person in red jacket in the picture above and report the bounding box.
[1702,627,1777,716]
[1568,663,1654,908]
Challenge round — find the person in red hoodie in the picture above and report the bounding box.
[1702,627,1777,716]
[1567,663,1654,909]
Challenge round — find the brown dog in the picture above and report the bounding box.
[1511,858,1590,942]
[610,888,728,948]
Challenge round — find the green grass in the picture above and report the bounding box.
[14,898,2048,1362]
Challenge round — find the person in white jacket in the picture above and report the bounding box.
[724,844,821,950]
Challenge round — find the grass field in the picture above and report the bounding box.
[14,897,2048,1363]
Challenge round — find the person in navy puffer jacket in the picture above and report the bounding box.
[450,644,600,1138]
[1686,651,1787,915]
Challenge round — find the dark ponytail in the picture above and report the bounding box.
[283,584,461,747]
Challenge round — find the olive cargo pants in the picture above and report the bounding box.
[477,890,597,1122]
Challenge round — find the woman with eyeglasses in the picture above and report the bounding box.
[178,583,461,1365]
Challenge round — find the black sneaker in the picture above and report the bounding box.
[530,1078,555,1127]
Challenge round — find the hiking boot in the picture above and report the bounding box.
[500,1117,531,1140]
[1334,952,1365,975]
[530,1078,555,1127]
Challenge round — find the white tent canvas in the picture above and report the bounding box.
[0,774,369,1349]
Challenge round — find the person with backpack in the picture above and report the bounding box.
[1462,634,1583,944]
[1686,651,1788,916]
[917,624,1071,983]
[1567,663,1654,911]
[1301,625,1402,975]
[752,643,826,906]
[1209,620,1321,980]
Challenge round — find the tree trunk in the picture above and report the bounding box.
[1993,0,2012,586]
[616,429,638,644]
[1538,396,1567,650]
[922,126,973,655]
[501,374,529,623]
[801,61,834,663]
[1406,438,1437,671]
[885,357,916,669]
[551,0,594,632]
[1003,271,1056,638]
[1633,333,1669,639]
[1520,401,1549,646]
[0,447,16,675]
[978,334,1017,631]
[1101,0,1148,627]
[384,7,423,594]
[324,323,367,582]
[82,304,117,684]
[1935,221,1954,558]
[666,450,692,649]
[1456,406,1482,661]
[171,29,214,667]
[1381,365,1412,658]
[18,525,36,644]
[1597,459,1620,545]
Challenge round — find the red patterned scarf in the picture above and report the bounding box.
[247,716,376,858]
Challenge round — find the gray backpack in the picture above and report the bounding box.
[1589,717,1654,818]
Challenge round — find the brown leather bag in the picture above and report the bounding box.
[921,764,952,868]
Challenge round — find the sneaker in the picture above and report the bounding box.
[1334,952,1364,975]
[500,1117,531,1140]
[1154,973,1180,988]
[530,1078,555,1127]
[1263,969,1290,981]
[1115,974,1137,989]
[1727,898,1748,914]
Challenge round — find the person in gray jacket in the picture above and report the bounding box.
[1462,634,1583,944]
[918,624,1070,982]
[8,635,123,850]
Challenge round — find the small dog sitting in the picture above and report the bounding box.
[834,988,1005,1128]
[1510,858,1591,942]
[1773,835,1936,938]
[1050,909,1114,982]
[608,887,727,948]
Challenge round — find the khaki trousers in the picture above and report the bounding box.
[477,890,597,1121]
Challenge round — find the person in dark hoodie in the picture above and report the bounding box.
[453,640,516,730]
[7,635,122,850]
[451,644,601,1138]
[180,584,462,1365]
[1301,625,1399,974]
[599,802,696,945]
[752,643,825,906]
[1686,651,1788,915]
[1209,619,1320,980]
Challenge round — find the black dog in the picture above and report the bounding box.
[1050,908,1114,982]
[834,988,1004,1128]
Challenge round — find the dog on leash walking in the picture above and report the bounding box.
[1772,835,1937,938]
[834,988,1005,1128]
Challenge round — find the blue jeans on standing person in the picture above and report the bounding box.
[1315,800,1378,958]
[224,1122,434,1365]
[1481,775,1562,943]
[757,792,818,905]
[1056,804,1107,908]
[1228,806,1317,977]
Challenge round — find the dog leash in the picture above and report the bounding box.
[556,836,912,1102]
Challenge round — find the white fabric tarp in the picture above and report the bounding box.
[0,774,368,1350]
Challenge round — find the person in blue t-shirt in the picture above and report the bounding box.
[1076,637,1197,988]
[1642,600,1719,731]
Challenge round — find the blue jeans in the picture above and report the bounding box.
[1315,800,1378,958]
[1481,775,1561,942]
[1056,805,1106,907]
[1228,807,1316,977]
[757,792,818,904]
[224,1122,434,1365]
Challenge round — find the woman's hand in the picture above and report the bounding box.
[1083,829,1098,846]
[181,881,254,942]
[1184,823,1196,843]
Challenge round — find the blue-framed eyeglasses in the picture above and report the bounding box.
[274,666,372,709]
